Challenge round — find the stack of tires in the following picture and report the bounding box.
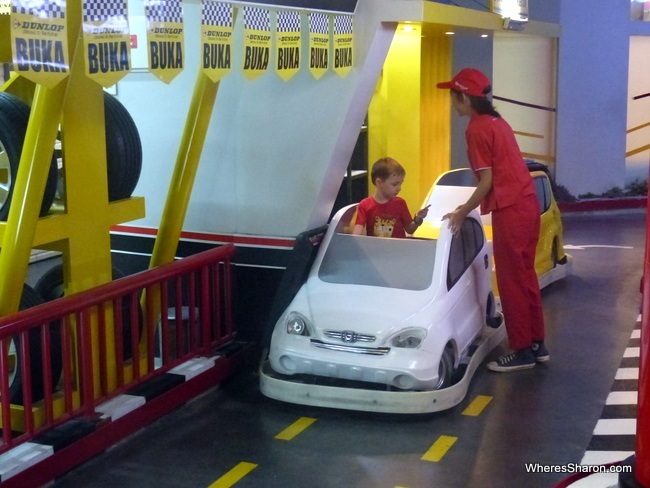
[0,91,142,404]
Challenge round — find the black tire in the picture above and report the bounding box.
[104,93,142,201]
[7,284,63,405]
[0,92,58,220]
[34,264,141,359]
[436,347,455,390]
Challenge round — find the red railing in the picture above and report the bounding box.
[0,244,236,453]
[635,173,650,486]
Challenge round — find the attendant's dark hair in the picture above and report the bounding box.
[452,87,501,118]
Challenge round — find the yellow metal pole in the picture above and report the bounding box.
[149,72,220,268]
[0,82,66,315]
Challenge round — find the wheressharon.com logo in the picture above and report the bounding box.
[525,463,632,474]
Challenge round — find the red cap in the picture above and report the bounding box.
[436,68,491,98]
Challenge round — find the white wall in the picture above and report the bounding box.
[493,34,557,169]
[118,0,407,239]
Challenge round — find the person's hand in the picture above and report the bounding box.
[415,205,430,222]
[442,206,467,235]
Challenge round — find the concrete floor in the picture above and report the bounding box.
[48,211,647,488]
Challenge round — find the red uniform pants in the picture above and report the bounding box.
[491,192,545,350]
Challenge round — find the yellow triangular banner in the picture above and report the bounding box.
[242,6,271,80]
[275,10,300,82]
[144,0,184,84]
[82,1,131,88]
[308,12,329,80]
[333,14,352,77]
[201,0,234,83]
[10,0,70,88]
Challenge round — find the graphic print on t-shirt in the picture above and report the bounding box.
[373,216,395,237]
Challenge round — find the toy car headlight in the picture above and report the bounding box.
[391,328,426,348]
[285,312,311,336]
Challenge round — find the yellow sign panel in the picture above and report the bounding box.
[82,0,131,88]
[145,0,184,84]
[201,0,233,83]
[1,0,10,15]
[10,0,70,88]
[308,12,328,80]
[242,6,271,81]
[333,14,352,77]
[275,10,300,82]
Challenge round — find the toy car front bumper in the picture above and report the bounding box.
[538,253,573,290]
[260,323,506,414]
[268,338,445,390]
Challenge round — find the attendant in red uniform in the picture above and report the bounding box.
[437,68,549,372]
[353,157,429,238]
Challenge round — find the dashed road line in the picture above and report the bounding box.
[208,462,258,488]
[421,435,458,462]
[462,395,492,416]
[275,417,317,441]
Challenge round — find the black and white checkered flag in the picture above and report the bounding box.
[277,10,299,33]
[244,6,269,31]
[309,12,328,35]
[83,0,127,23]
[12,0,65,19]
[145,0,183,24]
[202,0,232,28]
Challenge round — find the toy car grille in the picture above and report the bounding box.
[311,339,389,355]
[323,330,376,343]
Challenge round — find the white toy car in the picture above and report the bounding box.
[260,197,506,414]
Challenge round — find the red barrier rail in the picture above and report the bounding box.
[635,179,650,486]
[0,244,236,454]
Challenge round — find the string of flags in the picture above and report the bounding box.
[5,0,355,87]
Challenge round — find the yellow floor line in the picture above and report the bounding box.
[462,395,493,417]
[207,462,258,488]
[421,435,458,462]
[275,417,317,441]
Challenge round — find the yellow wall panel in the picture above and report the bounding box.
[368,25,452,211]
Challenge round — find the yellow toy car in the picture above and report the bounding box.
[414,162,572,290]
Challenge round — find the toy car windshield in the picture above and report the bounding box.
[318,233,436,291]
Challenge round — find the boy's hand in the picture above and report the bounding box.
[415,204,430,222]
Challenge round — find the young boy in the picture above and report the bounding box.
[352,157,429,238]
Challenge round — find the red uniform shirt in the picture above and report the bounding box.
[355,197,412,238]
[466,113,535,214]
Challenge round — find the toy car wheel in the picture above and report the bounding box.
[6,284,63,405]
[34,264,142,359]
[0,92,58,220]
[436,348,454,389]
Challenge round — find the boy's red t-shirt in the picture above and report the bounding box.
[355,197,412,238]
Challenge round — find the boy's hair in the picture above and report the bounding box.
[371,157,405,184]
